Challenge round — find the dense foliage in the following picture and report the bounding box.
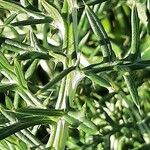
[0,0,150,149]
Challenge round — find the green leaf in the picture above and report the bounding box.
[65,110,99,135]
[5,96,13,109]
[0,0,25,12]
[14,59,28,89]
[1,38,34,52]
[17,51,50,60]
[68,0,78,52]
[5,39,33,51]
[85,72,111,88]
[78,0,109,7]
[30,31,66,61]
[25,60,39,79]
[130,4,140,60]
[0,0,45,18]
[11,18,52,26]
[30,31,47,52]
[37,66,76,94]
[15,108,64,117]
[0,83,17,93]
[85,4,115,61]
[78,123,98,135]
[0,116,54,140]
[0,13,17,35]
[17,88,45,108]
[68,70,84,107]
[0,51,14,75]
[41,0,65,39]
[123,72,140,111]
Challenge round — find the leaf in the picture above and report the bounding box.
[78,0,109,7]
[123,72,140,111]
[11,18,52,26]
[0,13,17,35]
[0,83,17,93]
[0,0,45,18]
[0,116,54,140]
[14,59,28,89]
[85,4,115,61]
[41,0,65,39]
[85,72,111,88]
[25,60,39,79]
[78,123,98,135]
[136,2,148,26]
[1,38,34,52]
[18,88,45,108]
[65,109,99,135]
[15,108,64,117]
[68,0,78,52]
[141,36,150,60]
[67,23,75,55]
[5,96,13,109]
[5,39,33,51]
[37,66,76,94]
[0,51,14,75]
[17,51,50,60]
[130,4,140,60]
[30,31,48,52]
[68,70,84,107]
[0,0,25,12]
[30,31,66,61]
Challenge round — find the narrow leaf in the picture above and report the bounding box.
[0,51,14,75]
[85,4,115,61]
[16,108,64,117]
[5,39,33,51]
[4,13,17,25]
[0,0,45,18]
[37,66,76,94]
[0,83,17,93]
[5,96,13,109]
[25,60,39,79]
[78,0,109,7]
[14,59,28,89]
[17,51,50,60]
[123,72,140,111]
[11,18,52,26]
[85,72,111,88]
[130,4,140,60]
[0,116,54,140]
[41,0,65,39]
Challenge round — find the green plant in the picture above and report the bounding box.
[0,0,150,149]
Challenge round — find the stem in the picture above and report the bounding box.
[52,76,69,150]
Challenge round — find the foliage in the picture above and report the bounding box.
[0,0,150,149]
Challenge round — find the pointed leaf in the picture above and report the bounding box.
[5,96,13,109]
[16,108,64,117]
[0,0,45,18]
[11,18,52,26]
[85,4,115,61]
[0,51,14,75]
[123,72,140,111]
[0,116,54,140]
[85,72,111,88]
[14,59,28,89]
[78,0,109,7]
[0,83,17,93]
[25,60,39,79]
[41,0,65,39]
[130,4,140,60]
[17,51,50,60]
[37,66,76,94]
